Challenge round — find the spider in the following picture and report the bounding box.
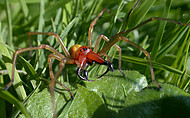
[4,0,190,117]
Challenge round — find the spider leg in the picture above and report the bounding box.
[117,17,190,37]
[88,0,140,48]
[88,8,112,48]
[28,32,71,57]
[94,35,126,77]
[121,0,140,30]
[100,36,161,89]
[55,80,74,99]
[120,36,161,89]
[48,54,73,118]
[4,44,64,90]
[48,54,59,118]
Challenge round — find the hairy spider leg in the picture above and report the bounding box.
[28,32,76,118]
[48,54,62,118]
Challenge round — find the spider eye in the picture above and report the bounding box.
[83,47,87,51]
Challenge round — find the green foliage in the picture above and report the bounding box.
[0,0,190,117]
[18,71,190,118]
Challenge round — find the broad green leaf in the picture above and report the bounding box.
[64,86,112,118]
[18,70,190,118]
[85,70,148,113]
[118,84,190,118]
[18,83,73,118]
[18,70,148,117]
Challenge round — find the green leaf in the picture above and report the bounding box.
[118,84,190,118]
[63,86,112,118]
[18,70,148,117]
[85,70,148,113]
[18,70,190,117]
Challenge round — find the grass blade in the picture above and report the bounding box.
[0,90,31,118]
[0,35,26,100]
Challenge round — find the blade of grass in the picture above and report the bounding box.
[19,0,29,18]
[127,0,156,29]
[36,0,45,71]
[5,0,13,48]
[176,27,190,88]
[172,27,190,85]
[0,90,31,118]
[85,0,98,22]
[60,17,81,45]
[0,39,6,118]
[157,26,188,61]
[146,0,172,81]
[44,0,71,20]
[119,55,190,77]
[62,1,72,48]
[0,39,41,94]
[151,0,172,61]
[181,28,190,90]
[0,36,27,100]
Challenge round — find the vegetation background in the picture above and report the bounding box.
[0,0,190,117]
